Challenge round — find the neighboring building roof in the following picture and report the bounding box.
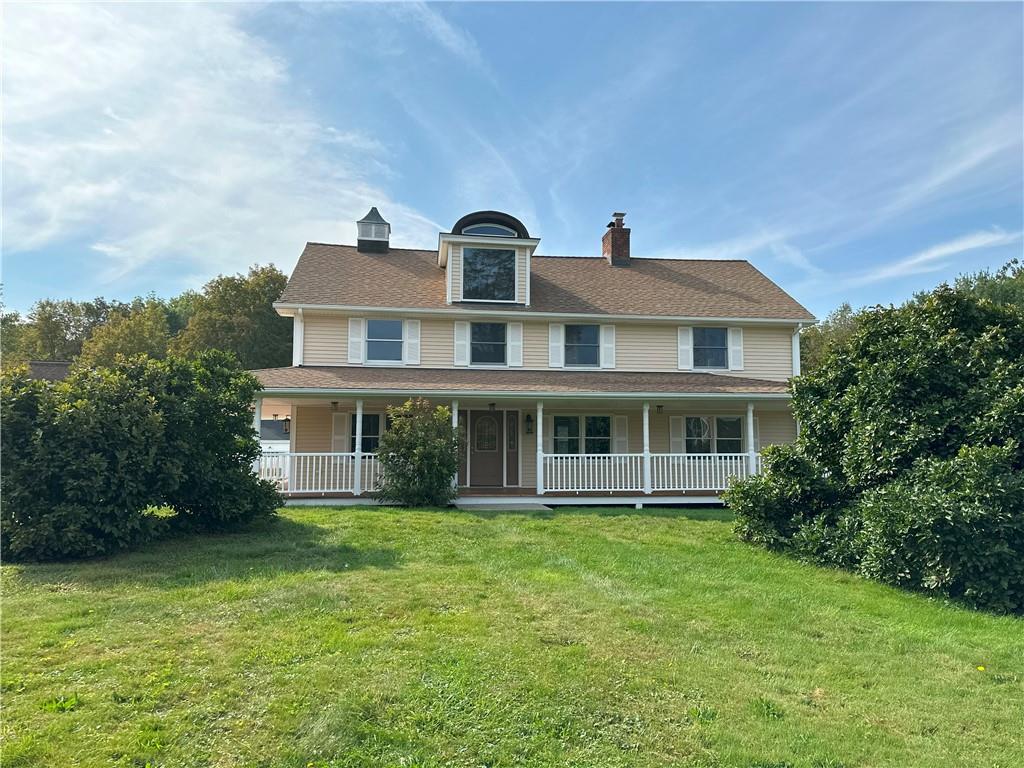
[252,366,791,397]
[277,244,815,321]
[27,360,72,381]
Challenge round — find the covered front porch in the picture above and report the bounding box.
[254,393,792,505]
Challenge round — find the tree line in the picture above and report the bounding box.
[2,264,292,370]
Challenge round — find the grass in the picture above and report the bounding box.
[2,506,1022,768]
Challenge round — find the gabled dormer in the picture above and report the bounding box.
[438,211,540,305]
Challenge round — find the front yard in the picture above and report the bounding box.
[2,507,1022,767]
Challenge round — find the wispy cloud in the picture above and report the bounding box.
[385,2,497,86]
[848,229,1022,287]
[3,3,441,288]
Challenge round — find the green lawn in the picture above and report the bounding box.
[2,507,1022,768]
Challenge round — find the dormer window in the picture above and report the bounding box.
[463,247,516,301]
[463,223,517,237]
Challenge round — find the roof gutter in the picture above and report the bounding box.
[258,386,792,401]
[272,302,814,325]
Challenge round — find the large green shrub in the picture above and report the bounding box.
[1,367,167,560]
[854,446,1024,613]
[376,398,460,507]
[1,353,279,561]
[728,282,1024,612]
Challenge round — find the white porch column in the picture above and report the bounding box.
[451,400,459,490]
[642,401,652,494]
[354,399,364,496]
[252,394,263,471]
[536,401,545,495]
[746,401,756,475]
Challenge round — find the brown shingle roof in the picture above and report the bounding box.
[253,366,790,397]
[277,244,814,321]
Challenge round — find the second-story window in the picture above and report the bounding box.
[564,324,600,367]
[471,322,506,365]
[463,248,516,301]
[693,327,728,368]
[366,319,403,362]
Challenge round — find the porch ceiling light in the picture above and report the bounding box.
[656,404,664,414]
[488,402,496,411]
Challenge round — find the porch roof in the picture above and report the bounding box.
[252,366,791,399]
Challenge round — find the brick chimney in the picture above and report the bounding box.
[602,212,630,266]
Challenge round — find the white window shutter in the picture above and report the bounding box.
[454,321,470,366]
[677,327,693,370]
[508,322,523,367]
[548,324,564,368]
[332,412,349,452]
[670,416,684,453]
[403,319,420,365]
[348,318,365,364]
[544,415,554,453]
[753,417,760,451]
[600,325,616,369]
[728,327,744,371]
[613,415,629,453]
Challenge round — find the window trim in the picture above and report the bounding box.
[364,318,405,365]
[550,414,614,455]
[469,321,508,367]
[691,326,730,371]
[349,412,386,453]
[459,246,519,304]
[680,414,749,454]
[563,323,601,369]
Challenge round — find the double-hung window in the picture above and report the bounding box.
[693,327,728,369]
[462,248,516,301]
[470,323,506,365]
[552,415,611,455]
[684,416,744,454]
[564,324,600,367]
[365,319,403,362]
[350,414,382,452]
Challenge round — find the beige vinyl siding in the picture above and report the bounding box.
[728,326,793,382]
[293,405,334,452]
[757,411,798,448]
[522,321,549,368]
[615,324,678,371]
[449,245,462,302]
[300,308,794,376]
[419,318,454,367]
[303,312,347,365]
[517,248,529,303]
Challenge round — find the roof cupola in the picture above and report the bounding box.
[356,207,390,253]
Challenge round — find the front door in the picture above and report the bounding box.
[469,410,504,486]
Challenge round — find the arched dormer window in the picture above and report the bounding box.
[463,223,518,237]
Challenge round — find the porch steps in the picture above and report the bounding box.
[454,501,553,512]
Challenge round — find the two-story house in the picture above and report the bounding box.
[253,208,814,505]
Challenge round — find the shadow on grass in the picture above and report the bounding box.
[457,505,734,523]
[11,515,400,589]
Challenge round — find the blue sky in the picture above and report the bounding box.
[4,2,1022,318]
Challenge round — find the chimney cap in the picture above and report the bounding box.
[607,211,627,228]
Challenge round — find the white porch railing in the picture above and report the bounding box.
[650,453,753,491]
[543,454,645,492]
[540,452,760,493]
[256,452,380,495]
[258,451,760,496]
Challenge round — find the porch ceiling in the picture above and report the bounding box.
[251,365,790,400]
